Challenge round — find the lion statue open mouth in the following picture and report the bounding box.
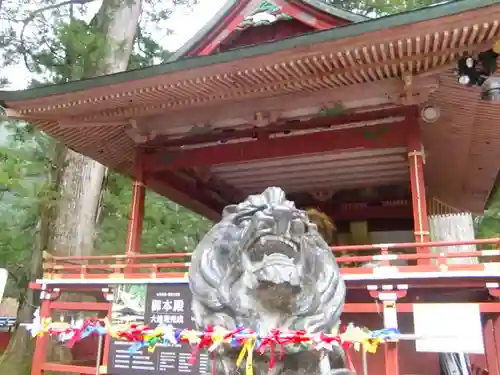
[188,187,353,375]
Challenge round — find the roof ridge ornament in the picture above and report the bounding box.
[239,0,292,29]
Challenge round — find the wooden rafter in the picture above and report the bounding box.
[53,76,436,134]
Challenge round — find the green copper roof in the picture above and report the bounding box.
[0,0,498,103]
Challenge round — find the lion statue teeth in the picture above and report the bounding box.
[188,187,354,375]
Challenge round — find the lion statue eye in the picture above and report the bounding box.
[218,246,230,257]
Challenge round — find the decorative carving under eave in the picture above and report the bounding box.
[250,110,282,127]
[318,102,345,117]
[126,119,157,143]
[388,74,439,106]
[186,123,213,136]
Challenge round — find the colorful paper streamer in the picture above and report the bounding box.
[26,317,400,375]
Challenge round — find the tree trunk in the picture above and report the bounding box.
[53,0,142,256]
[429,213,478,264]
[0,1,142,374]
[52,152,107,256]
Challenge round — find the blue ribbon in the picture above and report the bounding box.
[370,328,400,340]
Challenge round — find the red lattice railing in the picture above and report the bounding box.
[41,238,500,280]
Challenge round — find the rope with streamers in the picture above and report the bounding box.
[25,317,400,375]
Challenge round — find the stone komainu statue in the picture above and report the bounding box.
[188,187,353,375]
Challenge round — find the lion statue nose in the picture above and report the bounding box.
[271,206,294,236]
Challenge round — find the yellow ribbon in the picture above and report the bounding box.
[362,338,381,354]
[236,340,248,368]
[236,338,256,375]
[182,330,201,345]
[37,318,52,337]
[207,327,228,352]
[246,339,256,375]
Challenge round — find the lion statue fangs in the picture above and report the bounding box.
[188,187,354,375]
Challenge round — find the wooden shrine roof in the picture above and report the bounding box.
[168,0,367,60]
[1,0,500,220]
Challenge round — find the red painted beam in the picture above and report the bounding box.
[148,107,411,148]
[145,121,411,172]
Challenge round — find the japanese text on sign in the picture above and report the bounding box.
[151,299,185,313]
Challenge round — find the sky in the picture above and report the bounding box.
[5,0,227,90]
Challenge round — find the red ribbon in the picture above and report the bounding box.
[66,320,91,348]
[190,325,214,364]
[116,324,148,342]
[259,329,284,371]
[321,333,341,345]
[345,347,356,372]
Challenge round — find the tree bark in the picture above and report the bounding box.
[0,1,142,374]
[53,0,142,256]
[429,213,478,264]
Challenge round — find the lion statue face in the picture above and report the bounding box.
[188,187,346,335]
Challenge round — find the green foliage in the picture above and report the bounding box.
[95,173,211,255]
[0,0,197,85]
[0,0,206,301]
[476,189,500,239]
[0,1,201,373]
[0,120,54,297]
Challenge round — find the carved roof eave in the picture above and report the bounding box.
[167,0,237,61]
[167,0,367,62]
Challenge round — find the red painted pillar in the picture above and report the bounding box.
[384,342,400,375]
[407,119,430,264]
[483,315,500,374]
[125,149,146,265]
[101,295,114,372]
[31,299,50,375]
[382,299,400,375]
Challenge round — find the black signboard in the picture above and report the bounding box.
[108,283,209,375]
